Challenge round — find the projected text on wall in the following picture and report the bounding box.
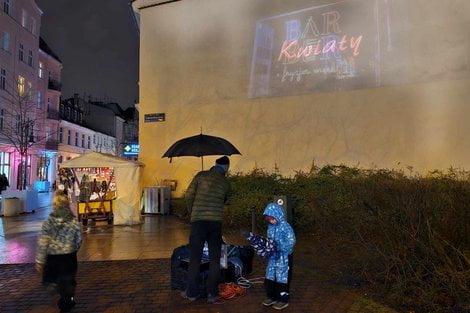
[249,0,381,98]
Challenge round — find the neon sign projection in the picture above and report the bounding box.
[249,0,382,98]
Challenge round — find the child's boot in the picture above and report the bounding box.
[58,296,76,313]
[261,298,277,306]
[273,301,289,310]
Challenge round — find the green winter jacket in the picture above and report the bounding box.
[185,167,230,222]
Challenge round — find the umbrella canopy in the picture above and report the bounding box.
[162,134,241,158]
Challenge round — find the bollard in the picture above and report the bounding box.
[251,206,256,233]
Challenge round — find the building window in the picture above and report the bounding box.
[0,109,4,130]
[3,0,10,15]
[87,136,91,149]
[93,134,96,144]
[67,129,71,145]
[0,152,11,182]
[59,127,63,143]
[28,50,33,66]
[37,91,42,109]
[82,134,85,148]
[36,156,49,181]
[15,114,20,133]
[1,31,9,51]
[30,17,36,35]
[21,9,27,28]
[19,43,24,61]
[45,127,51,140]
[75,132,78,146]
[30,119,35,139]
[17,75,25,96]
[38,62,44,78]
[27,81,32,99]
[0,68,5,90]
[16,155,31,189]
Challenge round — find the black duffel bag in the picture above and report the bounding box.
[170,244,254,293]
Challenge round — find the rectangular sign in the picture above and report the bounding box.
[144,113,165,122]
[123,143,140,156]
[249,0,381,98]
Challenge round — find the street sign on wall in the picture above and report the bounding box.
[144,113,165,122]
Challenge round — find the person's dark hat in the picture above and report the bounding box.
[216,156,230,165]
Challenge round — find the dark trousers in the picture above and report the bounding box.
[265,254,293,303]
[187,220,222,297]
[43,252,77,311]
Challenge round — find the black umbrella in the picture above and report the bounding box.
[162,133,241,169]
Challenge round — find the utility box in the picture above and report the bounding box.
[3,198,20,216]
[143,186,171,214]
[273,195,293,225]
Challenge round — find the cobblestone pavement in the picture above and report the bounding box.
[0,193,395,313]
[0,259,358,313]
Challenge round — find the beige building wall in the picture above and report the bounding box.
[134,0,470,196]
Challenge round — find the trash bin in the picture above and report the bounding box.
[4,197,20,216]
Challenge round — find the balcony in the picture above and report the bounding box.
[48,79,62,91]
[45,140,59,151]
[47,110,60,120]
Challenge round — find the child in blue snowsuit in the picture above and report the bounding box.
[262,202,296,310]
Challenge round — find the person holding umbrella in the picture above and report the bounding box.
[181,156,231,304]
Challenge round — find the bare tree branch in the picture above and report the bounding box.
[0,75,52,190]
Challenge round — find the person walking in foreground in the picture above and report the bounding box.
[182,156,231,304]
[262,202,296,310]
[36,190,82,313]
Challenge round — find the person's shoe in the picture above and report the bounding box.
[180,291,199,301]
[207,294,224,304]
[59,297,76,313]
[45,283,58,295]
[273,302,289,310]
[262,298,277,306]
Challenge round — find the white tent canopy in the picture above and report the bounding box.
[60,152,145,226]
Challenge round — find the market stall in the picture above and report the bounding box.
[59,152,144,226]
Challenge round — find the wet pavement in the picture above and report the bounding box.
[0,192,396,313]
[0,192,190,264]
[0,259,359,313]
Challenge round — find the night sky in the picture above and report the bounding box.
[36,0,139,109]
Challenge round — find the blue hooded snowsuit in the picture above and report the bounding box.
[263,203,296,284]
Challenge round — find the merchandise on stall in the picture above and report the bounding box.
[60,152,144,226]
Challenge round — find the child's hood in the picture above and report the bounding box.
[49,208,74,225]
[263,202,285,224]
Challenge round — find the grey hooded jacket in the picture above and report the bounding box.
[36,209,82,265]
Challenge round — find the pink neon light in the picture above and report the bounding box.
[278,34,364,61]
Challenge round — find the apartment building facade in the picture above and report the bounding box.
[58,97,117,163]
[0,0,59,190]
